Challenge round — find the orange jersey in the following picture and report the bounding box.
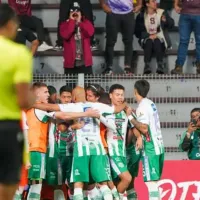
[26,108,49,153]
[100,123,108,148]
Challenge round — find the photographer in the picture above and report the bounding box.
[60,2,94,74]
[179,108,200,160]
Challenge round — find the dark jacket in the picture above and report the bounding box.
[135,8,174,49]
[60,18,94,68]
[179,130,200,160]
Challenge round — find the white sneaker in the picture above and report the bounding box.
[37,42,53,51]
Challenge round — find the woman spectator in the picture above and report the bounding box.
[60,2,94,75]
[135,0,174,74]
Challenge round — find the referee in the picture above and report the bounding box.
[0,5,34,200]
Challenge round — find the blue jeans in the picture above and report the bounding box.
[176,14,200,66]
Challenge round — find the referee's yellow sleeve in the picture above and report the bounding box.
[13,47,33,84]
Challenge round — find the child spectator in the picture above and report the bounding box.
[135,0,174,74]
[8,0,53,51]
[60,2,94,74]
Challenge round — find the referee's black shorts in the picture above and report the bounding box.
[0,120,24,184]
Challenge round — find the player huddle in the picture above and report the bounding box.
[18,80,164,200]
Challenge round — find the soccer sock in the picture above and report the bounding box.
[88,186,102,200]
[99,185,113,200]
[145,182,160,200]
[127,188,137,200]
[83,190,89,200]
[111,187,120,200]
[13,189,22,200]
[54,189,65,200]
[74,188,84,200]
[119,193,124,200]
[69,190,74,200]
[27,184,42,200]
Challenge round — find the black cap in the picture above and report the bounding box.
[70,2,81,12]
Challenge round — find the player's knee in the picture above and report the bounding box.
[122,172,132,184]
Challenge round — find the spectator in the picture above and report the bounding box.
[8,0,53,51]
[99,0,142,75]
[179,108,200,160]
[171,0,200,74]
[15,26,39,55]
[55,0,98,51]
[135,0,174,74]
[160,0,173,11]
[60,2,94,75]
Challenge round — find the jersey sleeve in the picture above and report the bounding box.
[92,103,115,114]
[13,46,32,84]
[136,106,150,125]
[34,109,50,123]
[58,103,82,112]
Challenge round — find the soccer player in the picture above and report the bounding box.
[0,4,33,200]
[47,85,58,104]
[104,84,132,200]
[33,86,127,200]
[26,83,99,200]
[127,80,164,200]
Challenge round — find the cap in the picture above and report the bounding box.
[70,2,81,12]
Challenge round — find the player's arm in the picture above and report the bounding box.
[125,106,149,135]
[15,48,35,109]
[100,115,116,131]
[51,109,100,120]
[33,103,60,111]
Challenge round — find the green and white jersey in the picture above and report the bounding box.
[58,102,115,157]
[48,119,58,158]
[58,126,75,156]
[136,98,164,156]
[105,111,128,157]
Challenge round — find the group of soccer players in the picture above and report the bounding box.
[16,79,164,200]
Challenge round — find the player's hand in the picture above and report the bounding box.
[136,136,143,150]
[26,162,32,169]
[133,5,142,13]
[72,121,85,130]
[174,4,181,14]
[187,122,197,134]
[85,108,100,118]
[161,15,166,22]
[102,3,112,13]
[149,34,157,40]
[125,106,133,116]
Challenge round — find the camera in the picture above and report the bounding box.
[191,116,200,126]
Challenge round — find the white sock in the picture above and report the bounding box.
[100,185,113,200]
[119,193,124,200]
[127,188,137,200]
[74,188,83,200]
[27,184,42,200]
[54,189,65,200]
[145,182,160,200]
[88,187,102,200]
[111,187,120,200]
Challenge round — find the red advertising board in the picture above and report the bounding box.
[135,161,200,200]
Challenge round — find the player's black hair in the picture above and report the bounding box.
[109,84,125,94]
[98,93,111,105]
[0,4,18,28]
[134,80,150,98]
[47,85,57,96]
[191,108,200,115]
[86,84,105,98]
[59,85,72,95]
